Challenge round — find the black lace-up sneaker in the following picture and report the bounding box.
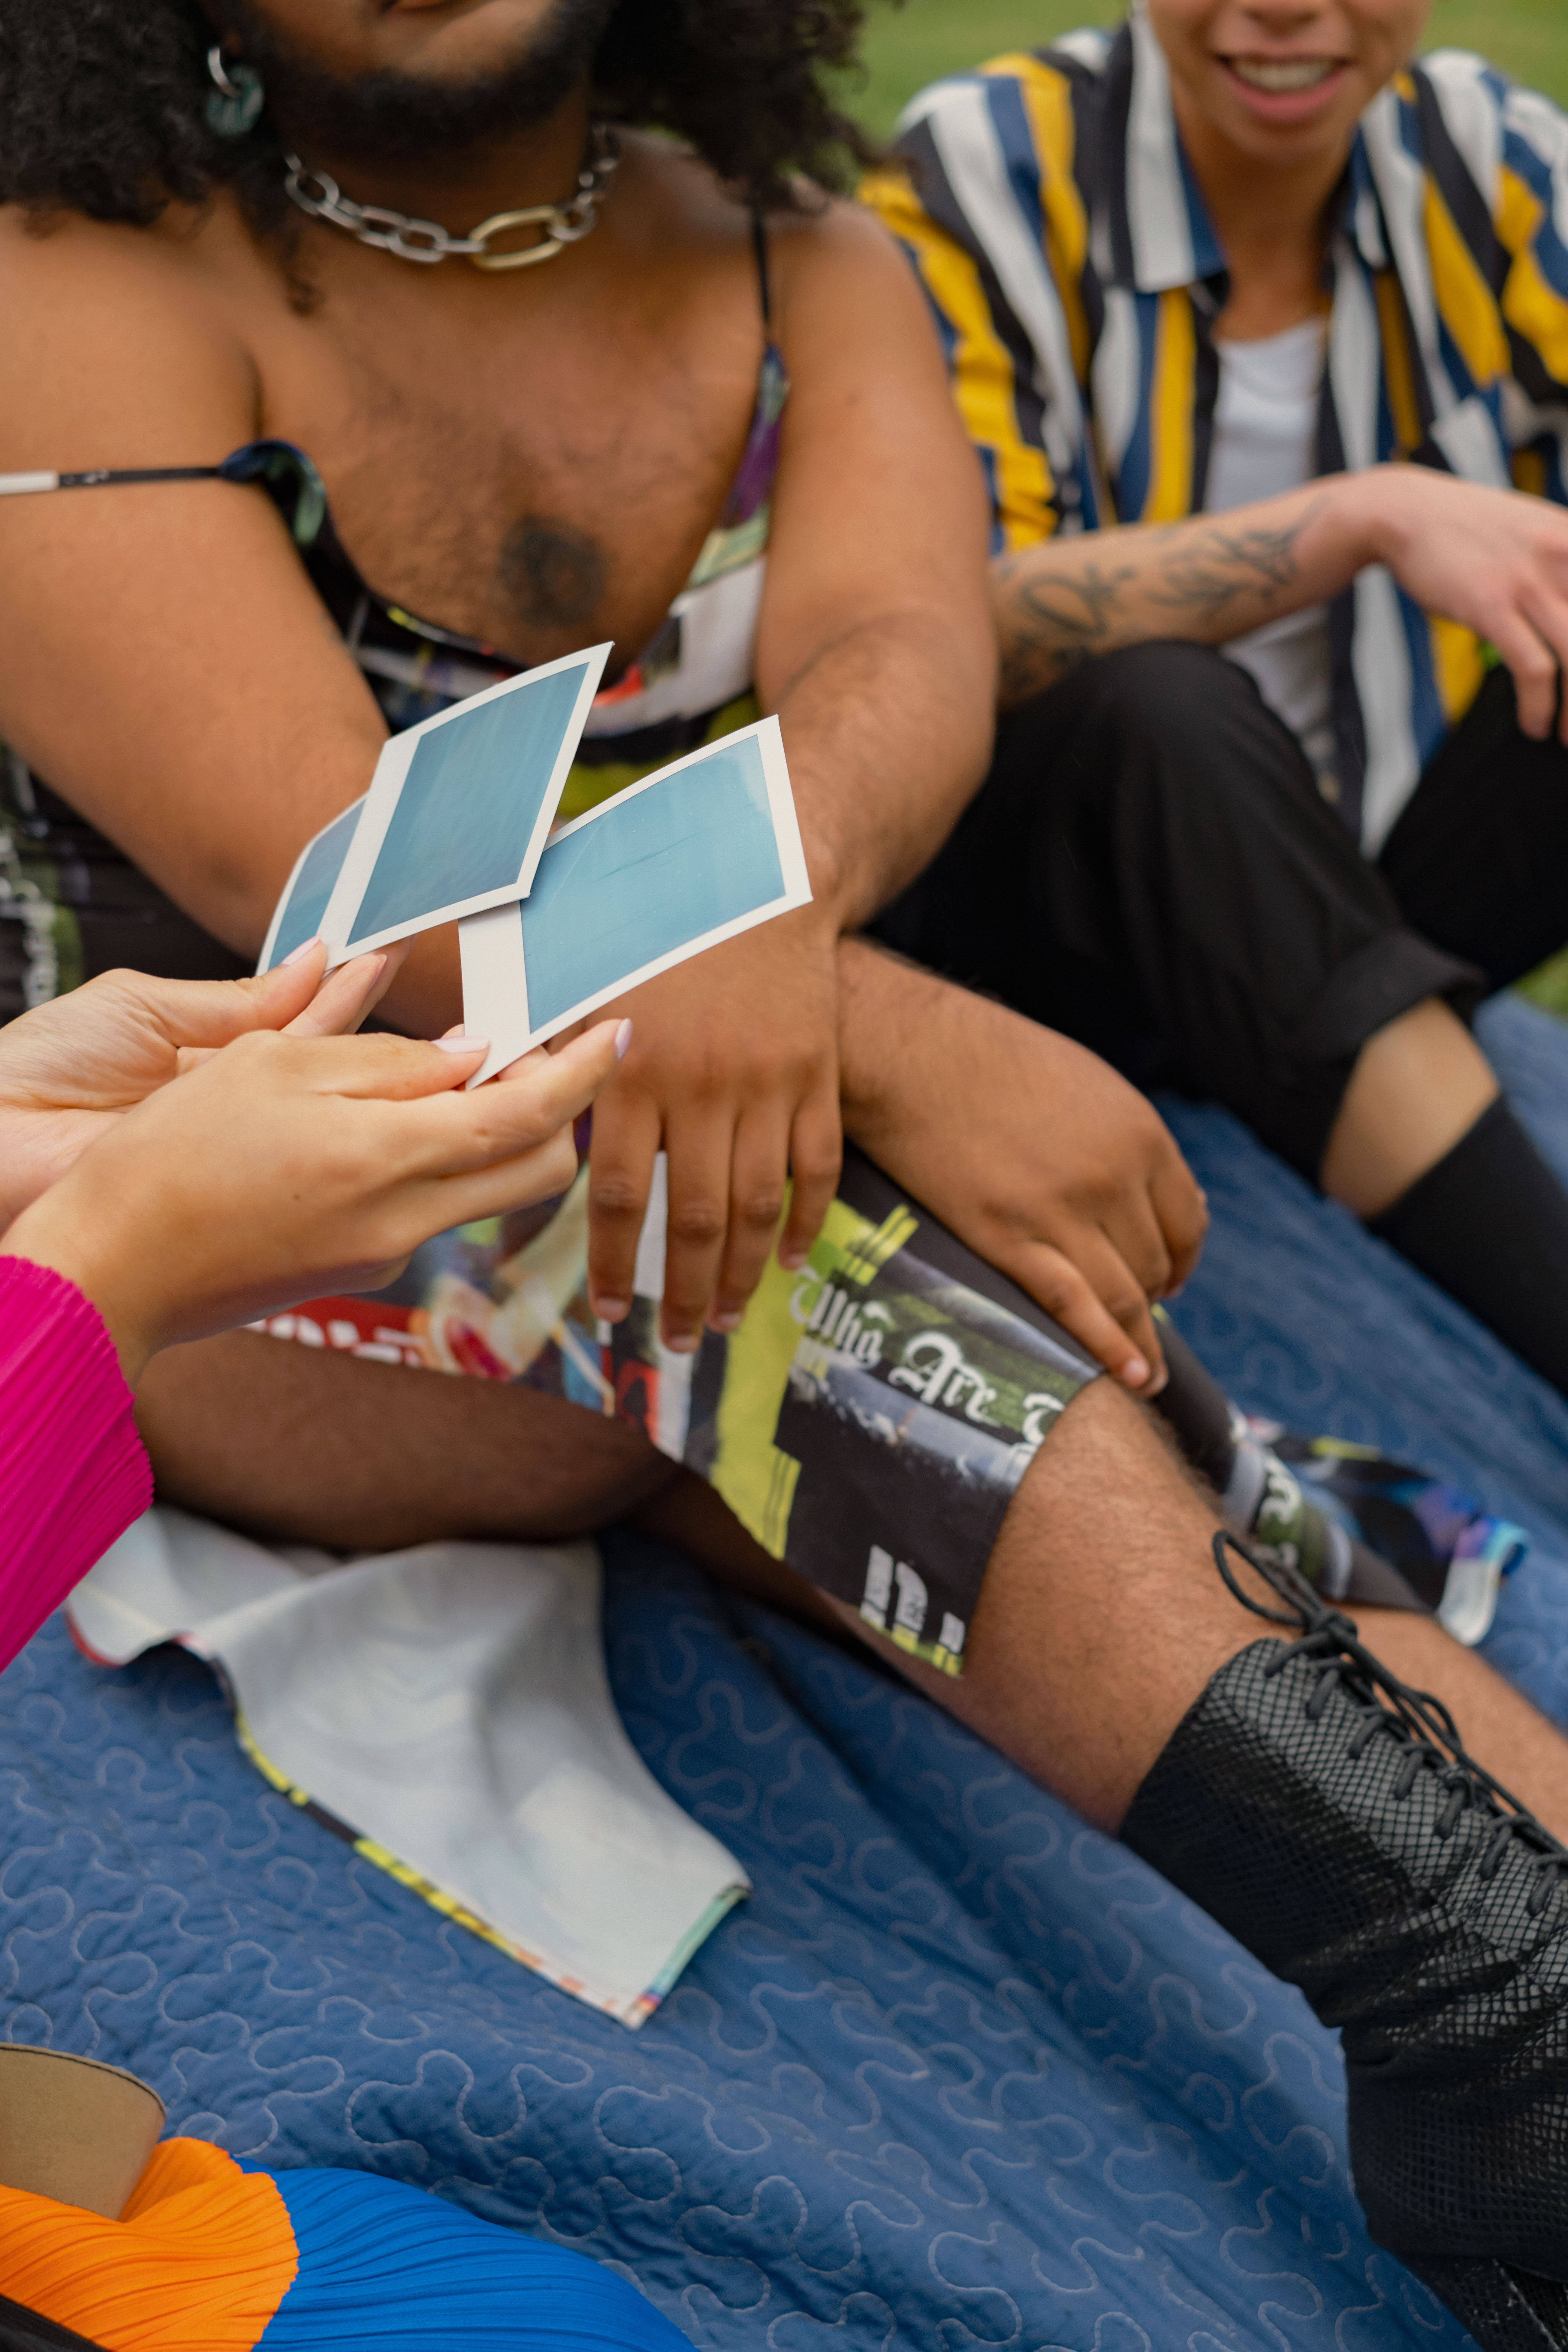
[1121,1533,1568,2347]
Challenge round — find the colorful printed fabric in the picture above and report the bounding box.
[1253,1423,1528,1640]
[864,18,1568,853]
[251,1145,1104,1679]
[0,2142,690,2352]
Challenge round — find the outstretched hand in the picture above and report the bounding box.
[0,940,403,1223]
[5,1015,625,1383]
[838,940,1207,1392]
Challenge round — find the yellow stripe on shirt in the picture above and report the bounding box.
[1145,290,1197,522]
[1374,271,1423,455]
[1424,176,1511,386]
[1498,166,1568,386]
[864,162,1057,547]
[1009,59,1093,384]
[1428,615,1487,726]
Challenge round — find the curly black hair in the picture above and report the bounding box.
[0,0,882,240]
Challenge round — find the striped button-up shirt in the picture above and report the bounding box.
[865,13,1568,852]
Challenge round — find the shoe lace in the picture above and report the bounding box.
[1211,1530,1568,1917]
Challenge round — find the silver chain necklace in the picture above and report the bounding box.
[283,122,619,271]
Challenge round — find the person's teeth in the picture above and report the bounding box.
[1232,57,1337,92]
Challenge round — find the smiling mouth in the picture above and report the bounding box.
[1226,56,1343,94]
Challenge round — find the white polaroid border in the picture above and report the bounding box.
[318,641,611,966]
[458,714,810,1084]
[256,795,367,975]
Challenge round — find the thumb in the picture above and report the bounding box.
[282,942,406,1038]
[167,945,334,1072]
[121,948,323,1066]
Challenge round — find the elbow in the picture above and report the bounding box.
[958,677,997,794]
[954,619,1000,790]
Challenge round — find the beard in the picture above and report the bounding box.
[215,0,621,171]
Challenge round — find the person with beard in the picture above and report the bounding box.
[0,2,1219,1555]
[1,10,1568,2346]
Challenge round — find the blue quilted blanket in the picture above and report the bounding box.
[4,992,1567,2351]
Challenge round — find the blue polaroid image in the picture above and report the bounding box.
[458,716,811,1081]
[256,796,364,973]
[318,643,610,963]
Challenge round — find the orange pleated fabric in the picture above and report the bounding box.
[0,2139,297,2351]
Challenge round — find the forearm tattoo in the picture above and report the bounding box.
[994,494,1328,705]
[993,554,1138,702]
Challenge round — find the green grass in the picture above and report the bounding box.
[848,2,1568,1014]
[850,0,1568,138]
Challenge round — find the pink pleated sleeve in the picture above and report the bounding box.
[0,1256,152,1672]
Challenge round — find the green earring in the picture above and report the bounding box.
[205,44,265,138]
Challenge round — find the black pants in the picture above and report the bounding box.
[874,645,1568,1180]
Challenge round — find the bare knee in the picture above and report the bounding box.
[137,1329,675,1552]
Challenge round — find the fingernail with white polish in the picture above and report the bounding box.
[710,1309,741,1334]
[435,1035,488,1055]
[281,936,323,967]
[594,1298,629,1323]
[614,1019,633,1061]
[666,1330,700,1355]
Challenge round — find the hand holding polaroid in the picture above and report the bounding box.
[256,661,811,1073]
[311,644,610,966]
[459,716,810,1083]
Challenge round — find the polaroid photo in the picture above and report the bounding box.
[317,643,611,965]
[458,715,810,1084]
[256,795,366,974]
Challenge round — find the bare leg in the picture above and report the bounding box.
[137,1329,678,1553]
[142,1337,1568,1842]
[653,1383,1568,1843]
[1320,996,1498,1217]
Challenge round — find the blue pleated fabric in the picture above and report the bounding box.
[256,2170,691,2349]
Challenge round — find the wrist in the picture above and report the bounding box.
[801,846,856,935]
[1328,463,1413,575]
[2,1200,159,1386]
[837,936,943,1138]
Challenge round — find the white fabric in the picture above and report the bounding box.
[1205,317,1337,784]
[69,1509,749,2027]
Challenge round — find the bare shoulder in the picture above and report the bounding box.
[0,203,264,466]
[626,137,905,297]
[765,191,917,333]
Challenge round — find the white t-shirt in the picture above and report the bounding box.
[1204,315,1336,788]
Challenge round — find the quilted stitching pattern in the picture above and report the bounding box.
[1,991,1566,2349]
[0,1584,1481,2349]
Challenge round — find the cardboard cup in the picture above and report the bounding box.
[0,2047,165,2217]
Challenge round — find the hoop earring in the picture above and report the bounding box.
[206,44,265,138]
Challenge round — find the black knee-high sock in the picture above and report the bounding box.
[1369,1095,1568,1396]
